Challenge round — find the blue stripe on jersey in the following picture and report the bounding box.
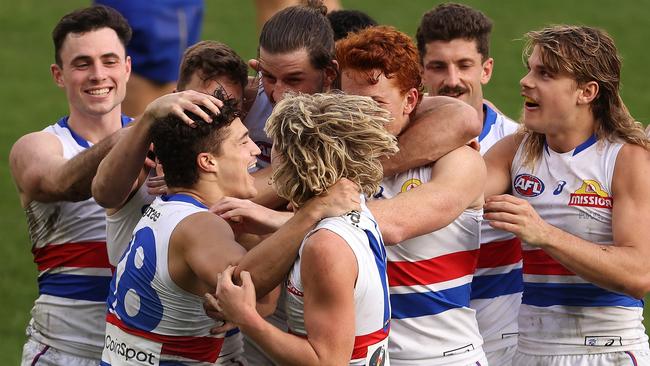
[390,283,472,319]
[364,228,391,331]
[572,133,597,156]
[478,103,498,142]
[100,361,111,366]
[161,193,208,209]
[56,115,131,149]
[160,361,188,366]
[523,282,644,307]
[38,273,111,302]
[470,268,523,300]
[225,328,241,337]
[57,116,90,148]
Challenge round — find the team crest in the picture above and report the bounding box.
[513,174,545,197]
[400,178,422,192]
[568,180,613,209]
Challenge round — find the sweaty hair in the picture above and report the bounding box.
[520,25,649,167]
[52,5,132,66]
[151,91,240,188]
[416,3,492,62]
[265,93,398,208]
[259,0,335,70]
[336,25,422,96]
[177,41,248,93]
[327,9,378,41]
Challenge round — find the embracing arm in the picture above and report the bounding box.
[483,133,523,197]
[92,91,223,209]
[219,229,357,366]
[10,129,124,205]
[381,96,481,176]
[486,144,650,299]
[235,179,361,298]
[369,145,485,244]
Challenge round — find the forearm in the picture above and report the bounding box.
[540,225,649,299]
[239,311,322,366]
[93,116,154,208]
[39,129,124,202]
[236,208,320,298]
[368,193,460,244]
[382,99,480,176]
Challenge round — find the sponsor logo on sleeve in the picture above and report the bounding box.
[400,178,422,193]
[568,180,613,209]
[513,174,545,197]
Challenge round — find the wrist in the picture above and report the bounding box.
[237,305,266,334]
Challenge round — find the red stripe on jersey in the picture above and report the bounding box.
[33,242,110,271]
[387,249,479,287]
[289,326,389,360]
[351,327,389,359]
[106,313,223,362]
[476,237,522,269]
[523,249,575,275]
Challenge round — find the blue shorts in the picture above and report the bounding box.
[95,0,204,83]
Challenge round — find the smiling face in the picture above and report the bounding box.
[520,45,582,133]
[51,27,131,119]
[421,38,492,115]
[340,68,417,137]
[258,47,335,105]
[213,118,261,199]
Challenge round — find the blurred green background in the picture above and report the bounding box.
[2,1,649,363]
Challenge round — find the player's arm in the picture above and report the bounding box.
[173,212,280,317]
[9,129,124,206]
[216,229,357,366]
[381,96,481,176]
[369,145,485,244]
[483,132,523,197]
[92,90,222,209]
[235,179,361,298]
[485,144,650,299]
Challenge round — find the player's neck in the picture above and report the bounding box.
[66,107,123,144]
[545,113,597,153]
[170,183,224,208]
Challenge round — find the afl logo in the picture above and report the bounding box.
[513,174,545,197]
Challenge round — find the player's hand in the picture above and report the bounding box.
[210,197,290,234]
[146,173,167,196]
[303,178,361,219]
[203,293,238,334]
[142,90,223,127]
[213,266,259,328]
[484,194,551,247]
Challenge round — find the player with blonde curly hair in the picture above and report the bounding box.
[212,93,398,365]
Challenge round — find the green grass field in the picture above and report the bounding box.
[2,1,649,363]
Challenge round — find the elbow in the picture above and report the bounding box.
[91,176,119,208]
[625,278,650,300]
[460,104,482,140]
[380,222,410,245]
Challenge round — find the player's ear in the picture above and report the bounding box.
[197,152,219,174]
[51,64,65,88]
[577,81,599,105]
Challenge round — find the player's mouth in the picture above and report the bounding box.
[85,87,112,96]
[247,159,257,172]
[523,95,539,109]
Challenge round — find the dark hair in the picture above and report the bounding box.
[52,5,132,66]
[259,0,335,70]
[177,41,248,93]
[416,3,492,62]
[151,91,240,188]
[327,9,377,41]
